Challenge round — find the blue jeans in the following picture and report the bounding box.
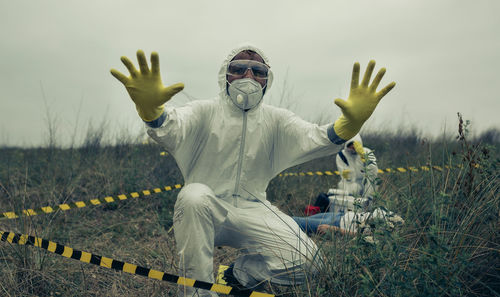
[293,212,344,234]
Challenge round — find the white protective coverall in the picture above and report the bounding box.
[146,45,345,296]
[335,135,378,198]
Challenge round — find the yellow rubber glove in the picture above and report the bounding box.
[334,60,396,140]
[341,169,351,180]
[353,141,366,163]
[110,50,184,121]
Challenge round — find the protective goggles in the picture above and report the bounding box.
[227,60,269,79]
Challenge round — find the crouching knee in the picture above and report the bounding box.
[177,183,215,208]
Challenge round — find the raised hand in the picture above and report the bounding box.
[111,50,184,121]
[333,60,395,140]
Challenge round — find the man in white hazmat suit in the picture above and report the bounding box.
[110,44,396,296]
[318,134,379,216]
[335,134,378,198]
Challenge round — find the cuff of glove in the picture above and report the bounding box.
[333,116,362,141]
[144,111,167,128]
[137,105,165,122]
[327,124,347,145]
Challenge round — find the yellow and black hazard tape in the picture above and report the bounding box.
[277,164,467,177]
[0,230,273,297]
[1,164,469,220]
[1,184,183,220]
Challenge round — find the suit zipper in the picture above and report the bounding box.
[233,111,248,207]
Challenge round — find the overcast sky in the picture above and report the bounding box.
[1,0,499,147]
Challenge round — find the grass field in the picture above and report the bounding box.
[0,123,498,296]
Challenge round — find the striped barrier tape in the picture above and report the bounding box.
[277,164,467,177]
[0,184,183,220]
[0,164,468,220]
[0,230,273,297]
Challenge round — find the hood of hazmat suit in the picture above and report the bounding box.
[344,133,363,150]
[147,43,343,204]
[219,44,274,111]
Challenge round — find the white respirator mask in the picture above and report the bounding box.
[227,78,265,110]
